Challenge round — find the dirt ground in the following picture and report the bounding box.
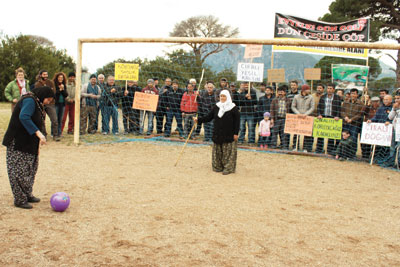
[0,138,399,266]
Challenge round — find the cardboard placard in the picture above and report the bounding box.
[237,63,264,82]
[115,63,139,81]
[304,68,321,80]
[284,114,314,136]
[360,122,393,147]
[312,118,343,140]
[132,92,159,112]
[244,45,263,59]
[267,69,285,83]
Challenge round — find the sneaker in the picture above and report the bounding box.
[303,149,308,153]
[27,196,41,203]
[14,202,33,209]
[102,132,108,135]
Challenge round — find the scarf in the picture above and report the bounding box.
[216,90,235,118]
[17,79,27,95]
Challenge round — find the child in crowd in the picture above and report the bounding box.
[259,112,271,149]
[335,130,354,161]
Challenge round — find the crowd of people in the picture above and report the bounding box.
[4,68,400,169]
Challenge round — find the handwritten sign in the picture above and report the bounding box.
[267,69,285,83]
[244,45,263,59]
[304,68,321,80]
[132,92,159,112]
[313,118,343,140]
[360,122,393,147]
[237,63,264,82]
[284,114,314,136]
[115,63,139,81]
[396,123,400,142]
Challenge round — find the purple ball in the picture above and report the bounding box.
[50,192,70,212]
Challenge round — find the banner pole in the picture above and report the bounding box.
[295,135,299,151]
[194,69,205,103]
[370,144,376,165]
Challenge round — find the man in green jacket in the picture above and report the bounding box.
[4,67,30,111]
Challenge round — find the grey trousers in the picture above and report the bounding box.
[44,104,58,137]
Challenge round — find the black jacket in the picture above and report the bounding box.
[55,83,68,105]
[102,84,121,107]
[3,95,43,155]
[123,85,141,108]
[318,94,342,118]
[198,90,216,116]
[165,88,184,112]
[257,94,275,119]
[198,105,240,144]
[237,89,257,115]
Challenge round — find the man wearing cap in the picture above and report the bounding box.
[291,84,315,152]
[61,72,76,134]
[316,83,342,154]
[197,82,216,142]
[34,70,59,140]
[101,75,121,135]
[180,83,198,139]
[237,82,258,144]
[140,79,158,135]
[214,78,229,102]
[361,96,380,159]
[81,74,102,134]
[270,85,292,149]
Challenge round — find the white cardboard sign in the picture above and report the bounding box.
[360,122,393,147]
[237,63,264,82]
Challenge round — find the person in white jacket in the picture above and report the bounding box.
[384,93,400,168]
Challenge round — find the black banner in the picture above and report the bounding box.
[274,13,369,43]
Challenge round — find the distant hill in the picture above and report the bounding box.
[204,44,396,83]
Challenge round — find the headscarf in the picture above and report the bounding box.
[216,90,235,118]
[31,86,55,103]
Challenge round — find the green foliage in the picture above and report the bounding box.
[369,77,397,94]
[313,56,381,84]
[0,34,75,101]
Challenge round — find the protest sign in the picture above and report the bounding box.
[332,64,369,91]
[360,122,392,147]
[312,118,343,140]
[396,123,400,142]
[115,63,139,81]
[237,63,264,82]
[267,69,285,83]
[132,92,159,112]
[273,13,369,59]
[284,114,314,136]
[304,68,321,81]
[244,45,263,59]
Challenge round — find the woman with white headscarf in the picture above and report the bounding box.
[195,90,240,175]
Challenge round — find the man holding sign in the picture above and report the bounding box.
[140,79,158,135]
[385,93,400,167]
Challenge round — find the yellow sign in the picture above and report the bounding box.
[313,118,343,140]
[115,63,139,81]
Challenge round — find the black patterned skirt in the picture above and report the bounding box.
[6,140,39,205]
[212,141,237,174]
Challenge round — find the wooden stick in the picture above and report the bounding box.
[78,37,400,50]
[370,144,376,165]
[295,135,299,151]
[194,69,205,103]
[141,111,146,128]
[175,121,197,167]
[311,80,313,95]
[396,145,400,170]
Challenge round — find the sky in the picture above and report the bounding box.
[0,0,396,73]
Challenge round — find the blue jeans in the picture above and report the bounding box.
[164,109,183,136]
[102,106,119,134]
[239,115,255,143]
[139,110,154,135]
[55,103,65,136]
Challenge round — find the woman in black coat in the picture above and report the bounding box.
[3,86,54,209]
[196,90,240,175]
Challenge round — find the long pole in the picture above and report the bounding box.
[175,122,197,167]
[370,145,376,165]
[74,40,82,145]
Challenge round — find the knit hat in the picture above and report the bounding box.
[68,72,76,77]
[301,84,310,92]
[263,112,270,117]
[147,79,154,84]
[89,74,97,79]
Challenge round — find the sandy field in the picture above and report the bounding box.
[0,136,400,266]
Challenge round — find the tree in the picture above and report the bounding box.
[169,15,239,68]
[320,0,400,87]
[0,34,75,101]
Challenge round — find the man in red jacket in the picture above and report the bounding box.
[180,83,198,139]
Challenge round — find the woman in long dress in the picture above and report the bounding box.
[196,90,240,175]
